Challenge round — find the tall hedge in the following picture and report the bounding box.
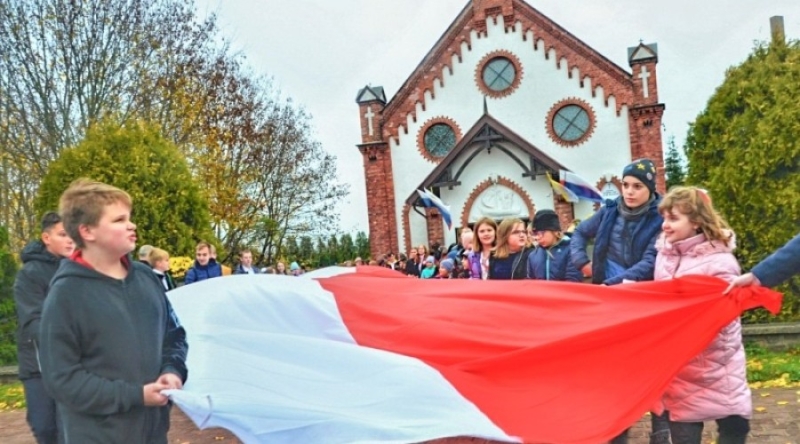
[685,40,799,322]
[0,225,19,365]
[36,119,214,257]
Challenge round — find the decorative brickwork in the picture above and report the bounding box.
[416,116,463,163]
[628,104,666,195]
[595,175,623,210]
[553,200,575,231]
[379,0,638,144]
[545,97,596,147]
[402,204,412,255]
[460,176,536,227]
[474,50,524,98]
[425,206,446,249]
[358,142,399,260]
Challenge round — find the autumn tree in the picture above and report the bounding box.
[0,0,216,246]
[1,0,349,262]
[35,119,214,256]
[685,39,799,321]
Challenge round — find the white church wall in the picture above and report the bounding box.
[394,15,636,249]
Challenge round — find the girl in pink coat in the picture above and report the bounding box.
[655,186,750,444]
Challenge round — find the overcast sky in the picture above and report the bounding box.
[192,0,798,233]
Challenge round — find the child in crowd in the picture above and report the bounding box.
[570,159,667,444]
[38,179,187,444]
[184,241,222,284]
[149,247,177,290]
[656,186,751,444]
[526,209,582,282]
[469,217,497,280]
[488,218,531,280]
[13,212,75,444]
[435,258,454,279]
[420,256,437,279]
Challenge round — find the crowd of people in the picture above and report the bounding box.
[10,163,798,444]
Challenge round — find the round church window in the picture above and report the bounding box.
[475,50,523,98]
[423,123,456,157]
[482,57,516,92]
[553,105,589,142]
[546,99,596,147]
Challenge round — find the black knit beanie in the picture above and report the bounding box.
[622,159,657,194]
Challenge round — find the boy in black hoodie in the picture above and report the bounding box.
[14,212,75,444]
[39,179,188,444]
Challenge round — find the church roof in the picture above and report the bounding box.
[627,43,658,64]
[355,85,387,104]
[405,112,567,206]
[382,0,638,143]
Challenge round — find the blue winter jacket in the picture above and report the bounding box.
[570,196,663,285]
[184,259,223,284]
[752,233,799,288]
[527,236,583,282]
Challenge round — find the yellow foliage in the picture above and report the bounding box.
[169,256,194,280]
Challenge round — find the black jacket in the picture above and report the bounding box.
[488,247,533,280]
[39,259,188,444]
[13,240,63,379]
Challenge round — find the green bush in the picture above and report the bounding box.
[35,118,215,257]
[686,40,799,322]
[0,226,19,365]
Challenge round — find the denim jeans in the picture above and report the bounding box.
[610,411,670,444]
[670,415,749,444]
[22,377,60,444]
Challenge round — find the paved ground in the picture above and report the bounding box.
[1,387,797,443]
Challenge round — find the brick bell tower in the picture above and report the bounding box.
[627,42,666,195]
[355,85,398,260]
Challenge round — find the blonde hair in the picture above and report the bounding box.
[659,186,732,246]
[195,241,211,252]
[416,244,429,256]
[148,247,170,264]
[493,218,524,259]
[59,178,132,248]
[473,217,498,251]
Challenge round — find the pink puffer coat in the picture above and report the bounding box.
[654,232,751,422]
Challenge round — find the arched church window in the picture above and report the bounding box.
[475,50,523,98]
[546,98,596,147]
[424,123,456,157]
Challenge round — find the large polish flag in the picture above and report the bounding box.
[165,266,781,444]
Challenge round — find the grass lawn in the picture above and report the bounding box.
[2,346,798,411]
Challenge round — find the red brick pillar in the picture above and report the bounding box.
[627,43,666,195]
[356,87,398,260]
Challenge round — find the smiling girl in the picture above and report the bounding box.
[655,186,751,444]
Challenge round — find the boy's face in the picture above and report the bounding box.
[81,201,136,256]
[155,258,170,272]
[196,247,210,265]
[241,252,252,267]
[42,222,75,258]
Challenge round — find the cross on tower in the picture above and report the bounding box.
[638,66,650,99]
[364,106,375,136]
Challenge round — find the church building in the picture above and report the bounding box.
[355,0,666,259]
